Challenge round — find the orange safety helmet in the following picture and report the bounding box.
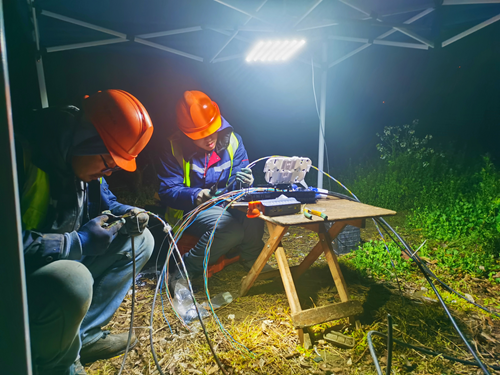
[83,89,154,172]
[176,90,221,140]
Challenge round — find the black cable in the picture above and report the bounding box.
[150,266,167,375]
[150,222,177,375]
[376,217,500,318]
[319,182,495,372]
[367,315,500,375]
[148,221,229,375]
[374,218,491,374]
[386,314,393,375]
[325,190,356,201]
[323,190,407,299]
[325,189,500,318]
[168,232,229,375]
[118,233,137,375]
[372,218,406,301]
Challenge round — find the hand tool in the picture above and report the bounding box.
[304,207,328,220]
[210,169,225,196]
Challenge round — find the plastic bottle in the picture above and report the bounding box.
[172,281,209,323]
[209,292,233,309]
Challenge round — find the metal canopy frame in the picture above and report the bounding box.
[30,0,500,188]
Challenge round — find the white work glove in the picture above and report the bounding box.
[123,208,149,236]
[235,167,254,187]
[196,189,213,206]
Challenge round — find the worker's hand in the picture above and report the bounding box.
[78,215,123,256]
[123,208,149,236]
[196,189,213,206]
[235,167,254,187]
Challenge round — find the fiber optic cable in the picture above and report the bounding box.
[316,169,492,373]
[200,190,255,355]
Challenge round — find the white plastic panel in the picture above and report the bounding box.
[263,156,312,185]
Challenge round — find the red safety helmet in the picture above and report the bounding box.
[176,90,221,140]
[83,89,154,172]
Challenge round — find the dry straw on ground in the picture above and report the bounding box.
[87,222,500,375]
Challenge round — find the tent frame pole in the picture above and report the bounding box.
[210,0,268,63]
[41,10,204,61]
[442,12,500,46]
[213,0,273,25]
[317,41,328,189]
[328,8,434,69]
[443,0,500,4]
[0,0,33,373]
[294,0,323,28]
[30,1,48,107]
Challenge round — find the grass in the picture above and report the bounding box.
[85,221,500,375]
[91,122,500,374]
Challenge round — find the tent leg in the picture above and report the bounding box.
[35,56,48,108]
[317,41,328,189]
[0,0,33,373]
[30,0,48,107]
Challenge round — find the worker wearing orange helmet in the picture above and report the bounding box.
[17,90,154,375]
[157,90,271,287]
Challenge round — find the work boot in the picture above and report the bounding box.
[71,359,87,375]
[241,259,274,272]
[79,330,137,364]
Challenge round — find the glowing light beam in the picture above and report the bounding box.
[246,39,306,62]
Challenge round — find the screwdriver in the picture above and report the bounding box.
[304,208,328,220]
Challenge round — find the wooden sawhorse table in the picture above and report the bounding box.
[238,197,396,345]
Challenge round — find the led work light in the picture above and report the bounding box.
[245,40,306,62]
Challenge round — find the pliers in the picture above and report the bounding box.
[210,169,225,196]
[101,210,128,228]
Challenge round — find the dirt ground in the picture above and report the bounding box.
[86,217,500,375]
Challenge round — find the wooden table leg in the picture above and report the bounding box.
[294,222,349,279]
[275,245,301,314]
[275,244,311,347]
[318,227,350,302]
[240,223,288,296]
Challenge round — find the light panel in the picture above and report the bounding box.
[246,39,306,62]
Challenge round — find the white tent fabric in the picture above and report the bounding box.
[27,0,500,187]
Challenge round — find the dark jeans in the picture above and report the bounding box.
[183,207,265,275]
[27,229,154,375]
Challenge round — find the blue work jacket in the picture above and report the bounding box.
[157,117,249,213]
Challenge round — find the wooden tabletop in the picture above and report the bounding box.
[232,196,396,226]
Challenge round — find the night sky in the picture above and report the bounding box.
[5,1,500,179]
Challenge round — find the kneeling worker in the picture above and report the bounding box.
[18,90,154,375]
[157,90,270,284]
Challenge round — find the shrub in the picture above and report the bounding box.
[342,121,500,277]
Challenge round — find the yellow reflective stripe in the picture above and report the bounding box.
[165,207,184,233]
[169,139,191,187]
[183,160,191,187]
[21,162,50,231]
[98,177,103,184]
[164,139,190,231]
[226,132,239,185]
[169,139,184,170]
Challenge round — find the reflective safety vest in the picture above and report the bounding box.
[20,147,50,231]
[20,146,104,231]
[165,132,239,230]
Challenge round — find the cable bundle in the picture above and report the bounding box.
[139,156,499,375]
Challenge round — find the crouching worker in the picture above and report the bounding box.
[157,90,271,287]
[17,90,155,375]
